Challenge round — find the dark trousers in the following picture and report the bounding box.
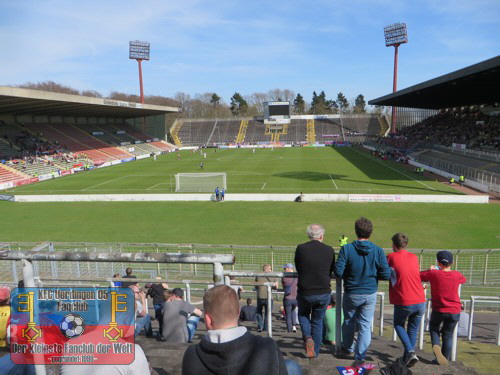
[284,298,298,332]
[256,298,273,331]
[429,311,460,360]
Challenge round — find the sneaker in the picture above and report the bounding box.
[292,326,297,333]
[305,337,315,358]
[257,328,262,332]
[405,351,419,368]
[432,345,448,365]
[339,347,354,357]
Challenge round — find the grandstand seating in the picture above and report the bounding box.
[23,123,133,163]
[315,119,343,143]
[173,115,382,146]
[0,163,29,183]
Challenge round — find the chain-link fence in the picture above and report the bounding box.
[1,242,499,305]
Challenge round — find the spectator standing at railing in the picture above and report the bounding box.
[420,251,466,365]
[334,217,390,365]
[281,263,298,333]
[255,264,278,333]
[386,233,426,368]
[295,224,335,358]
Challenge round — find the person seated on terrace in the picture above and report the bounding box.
[129,284,153,337]
[161,288,202,343]
[182,285,302,375]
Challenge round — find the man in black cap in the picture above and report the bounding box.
[420,251,466,365]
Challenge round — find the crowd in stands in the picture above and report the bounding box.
[0,219,468,374]
[389,109,499,151]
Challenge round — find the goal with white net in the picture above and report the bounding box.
[175,172,227,192]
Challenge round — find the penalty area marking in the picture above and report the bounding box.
[353,148,436,191]
[329,175,339,190]
[81,175,131,191]
[146,183,170,190]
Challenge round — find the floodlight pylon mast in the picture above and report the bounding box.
[391,44,399,134]
[129,40,150,104]
[137,59,145,104]
[383,23,408,134]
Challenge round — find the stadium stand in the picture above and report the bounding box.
[315,118,343,144]
[172,115,381,146]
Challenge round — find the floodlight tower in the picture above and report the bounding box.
[129,40,150,104]
[384,23,408,134]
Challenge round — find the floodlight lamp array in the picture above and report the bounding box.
[384,23,408,47]
[129,40,150,60]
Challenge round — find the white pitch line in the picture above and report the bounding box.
[329,175,339,189]
[146,183,169,191]
[353,149,436,191]
[261,182,267,190]
[81,175,129,191]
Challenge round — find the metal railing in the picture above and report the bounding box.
[467,296,500,345]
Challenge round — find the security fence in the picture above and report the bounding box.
[1,242,499,302]
[412,152,500,194]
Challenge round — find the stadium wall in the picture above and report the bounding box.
[11,193,488,203]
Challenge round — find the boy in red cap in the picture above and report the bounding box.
[420,251,466,365]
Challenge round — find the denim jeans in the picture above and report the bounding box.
[186,315,200,342]
[284,298,298,332]
[393,303,426,355]
[154,303,164,333]
[342,292,377,361]
[135,313,152,336]
[429,311,460,360]
[284,359,303,375]
[297,292,330,357]
[256,298,273,331]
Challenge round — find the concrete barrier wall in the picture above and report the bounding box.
[13,193,489,203]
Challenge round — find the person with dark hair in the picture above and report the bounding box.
[281,263,298,333]
[295,224,335,358]
[147,276,168,335]
[161,288,202,343]
[387,233,426,367]
[420,251,466,365]
[334,217,390,364]
[239,298,257,322]
[182,285,302,375]
[255,264,278,333]
[122,267,138,288]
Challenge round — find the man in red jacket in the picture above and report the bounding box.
[420,250,466,365]
[387,233,426,367]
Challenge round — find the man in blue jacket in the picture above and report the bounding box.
[334,217,390,364]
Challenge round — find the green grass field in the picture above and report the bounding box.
[7,147,459,195]
[1,147,498,250]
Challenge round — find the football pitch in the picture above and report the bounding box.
[1,146,499,249]
[8,147,458,195]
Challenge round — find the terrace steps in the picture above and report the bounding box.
[235,120,249,143]
[307,119,316,144]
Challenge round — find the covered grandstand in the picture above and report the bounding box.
[368,55,500,195]
[0,86,179,187]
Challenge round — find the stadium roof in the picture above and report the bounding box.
[0,86,179,118]
[369,55,500,109]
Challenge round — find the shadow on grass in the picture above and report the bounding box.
[273,171,347,181]
[273,170,460,194]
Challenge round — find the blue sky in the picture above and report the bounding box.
[1,0,499,105]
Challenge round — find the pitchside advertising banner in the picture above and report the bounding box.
[10,287,135,365]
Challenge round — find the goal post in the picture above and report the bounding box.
[175,172,227,192]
